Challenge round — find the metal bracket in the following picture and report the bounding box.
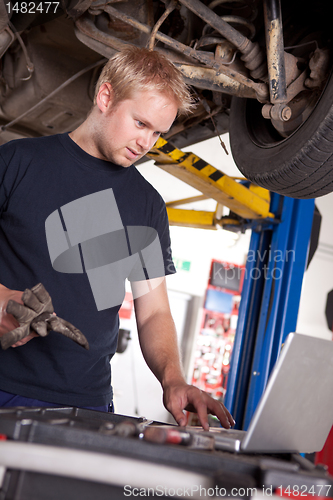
[147,137,275,229]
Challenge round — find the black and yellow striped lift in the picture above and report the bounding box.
[147,138,274,230]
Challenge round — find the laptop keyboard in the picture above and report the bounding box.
[208,428,246,440]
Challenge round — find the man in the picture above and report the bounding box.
[0,46,234,430]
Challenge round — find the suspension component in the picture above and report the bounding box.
[178,0,267,80]
[263,0,287,104]
[262,103,291,121]
[197,0,257,50]
[147,0,177,51]
[86,4,268,101]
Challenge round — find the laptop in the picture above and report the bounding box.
[146,333,333,454]
[201,332,333,453]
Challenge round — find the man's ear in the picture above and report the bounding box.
[96,83,113,113]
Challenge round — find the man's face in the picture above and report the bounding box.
[95,87,178,167]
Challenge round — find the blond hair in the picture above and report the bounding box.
[94,46,193,116]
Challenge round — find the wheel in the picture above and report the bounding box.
[229,44,333,199]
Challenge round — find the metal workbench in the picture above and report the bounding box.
[0,407,332,500]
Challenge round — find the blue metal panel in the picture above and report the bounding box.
[224,194,315,430]
[269,198,316,370]
[224,229,271,424]
[223,229,260,415]
[243,195,315,429]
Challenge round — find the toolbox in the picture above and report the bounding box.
[0,407,332,500]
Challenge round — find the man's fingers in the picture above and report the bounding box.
[224,405,236,427]
[2,284,88,350]
[11,332,39,347]
[167,404,187,427]
[195,401,210,431]
[208,399,235,429]
[185,388,235,430]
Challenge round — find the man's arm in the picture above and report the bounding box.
[0,284,37,346]
[131,277,235,430]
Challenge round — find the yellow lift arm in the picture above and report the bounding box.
[146,138,274,230]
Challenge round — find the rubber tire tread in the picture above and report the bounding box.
[229,70,333,199]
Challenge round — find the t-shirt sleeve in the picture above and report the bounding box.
[127,192,176,282]
[155,201,176,276]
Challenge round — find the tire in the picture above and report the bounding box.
[229,69,333,199]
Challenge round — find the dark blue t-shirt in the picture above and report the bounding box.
[0,133,175,406]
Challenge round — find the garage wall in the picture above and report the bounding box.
[297,191,333,341]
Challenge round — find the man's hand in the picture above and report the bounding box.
[0,283,89,350]
[0,284,38,347]
[162,379,235,431]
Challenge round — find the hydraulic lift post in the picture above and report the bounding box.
[224,194,315,429]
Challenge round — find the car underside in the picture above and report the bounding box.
[0,0,332,198]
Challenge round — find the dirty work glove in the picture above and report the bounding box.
[0,283,89,351]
